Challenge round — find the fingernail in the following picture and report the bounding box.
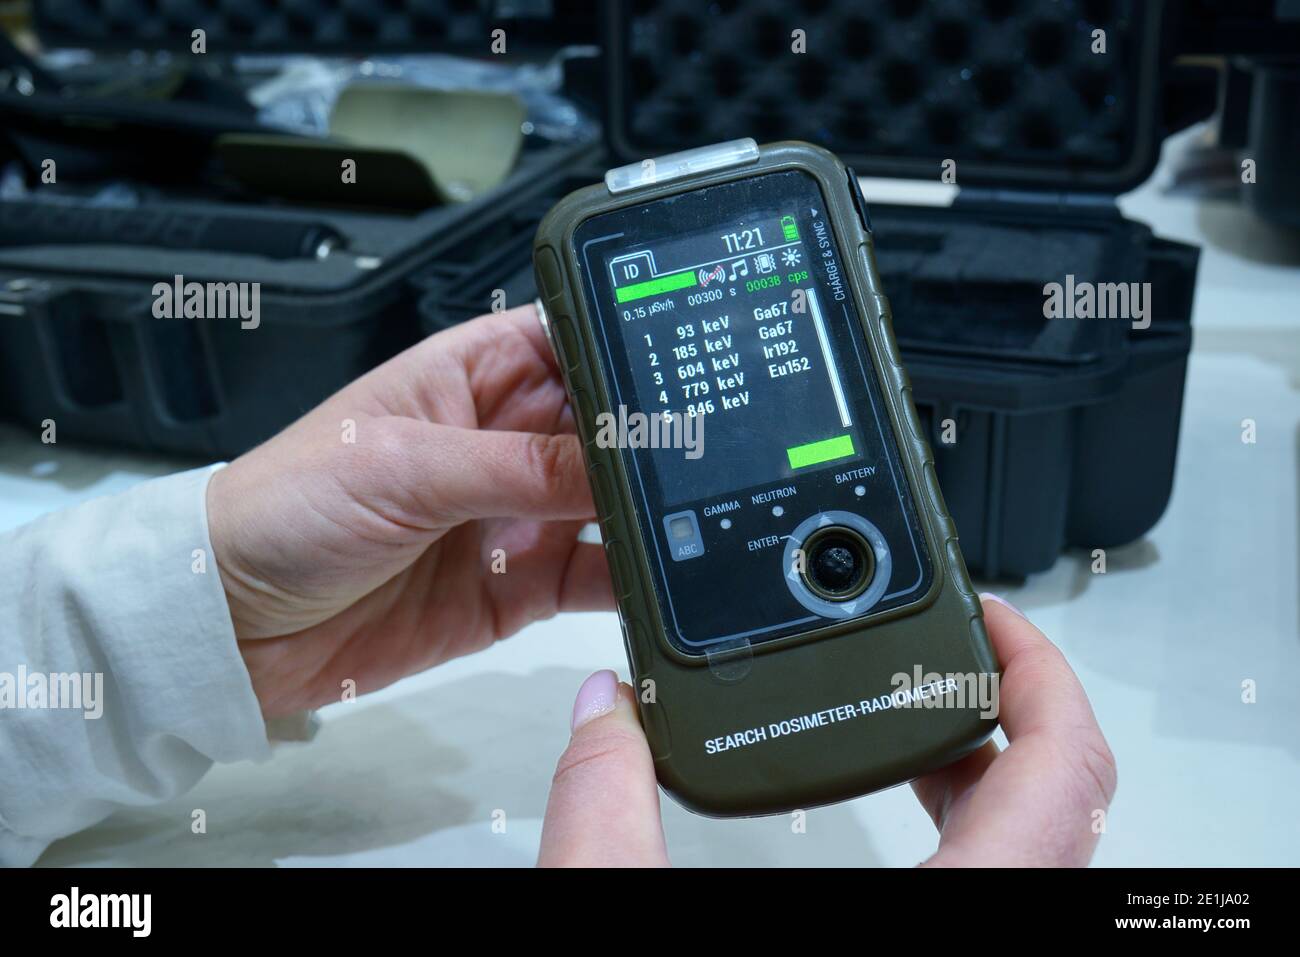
[980,592,1026,620]
[571,669,619,733]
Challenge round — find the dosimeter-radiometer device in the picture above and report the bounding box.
[533,140,999,816]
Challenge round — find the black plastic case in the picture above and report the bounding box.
[419,0,1201,578]
[4,0,1201,578]
[0,140,590,458]
[32,0,599,53]
[0,1,596,459]
[605,0,1165,193]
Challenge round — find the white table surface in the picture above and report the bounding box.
[6,124,1298,867]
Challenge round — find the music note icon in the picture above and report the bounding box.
[727,258,749,281]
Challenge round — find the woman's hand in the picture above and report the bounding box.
[207,304,614,717]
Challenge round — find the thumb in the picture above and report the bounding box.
[334,416,596,526]
[414,423,595,523]
[913,595,1117,867]
[538,670,670,867]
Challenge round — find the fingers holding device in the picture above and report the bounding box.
[541,597,1115,866]
[532,139,1000,816]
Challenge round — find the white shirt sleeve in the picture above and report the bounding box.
[0,464,270,866]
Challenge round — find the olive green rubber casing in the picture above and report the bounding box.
[533,141,1000,817]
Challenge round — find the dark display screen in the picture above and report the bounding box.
[574,170,931,652]
[593,203,864,505]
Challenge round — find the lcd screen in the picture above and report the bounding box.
[573,169,931,650]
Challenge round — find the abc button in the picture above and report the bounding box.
[663,510,705,562]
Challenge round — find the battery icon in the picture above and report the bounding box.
[787,434,855,470]
[781,215,800,242]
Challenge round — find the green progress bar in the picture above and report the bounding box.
[787,434,856,470]
[615,269,697,303]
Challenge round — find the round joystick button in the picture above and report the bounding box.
[804,527,875,601]
[783,511,892,620]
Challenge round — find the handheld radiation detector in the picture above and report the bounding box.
[534,140,999,816]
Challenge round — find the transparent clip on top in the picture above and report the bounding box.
[536,138,762,357]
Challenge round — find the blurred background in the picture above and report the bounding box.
[0,0,1297,866]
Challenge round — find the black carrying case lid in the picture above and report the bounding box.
[602,0,1167,194]
[597,0,1188,409]
[30,0,600,53]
